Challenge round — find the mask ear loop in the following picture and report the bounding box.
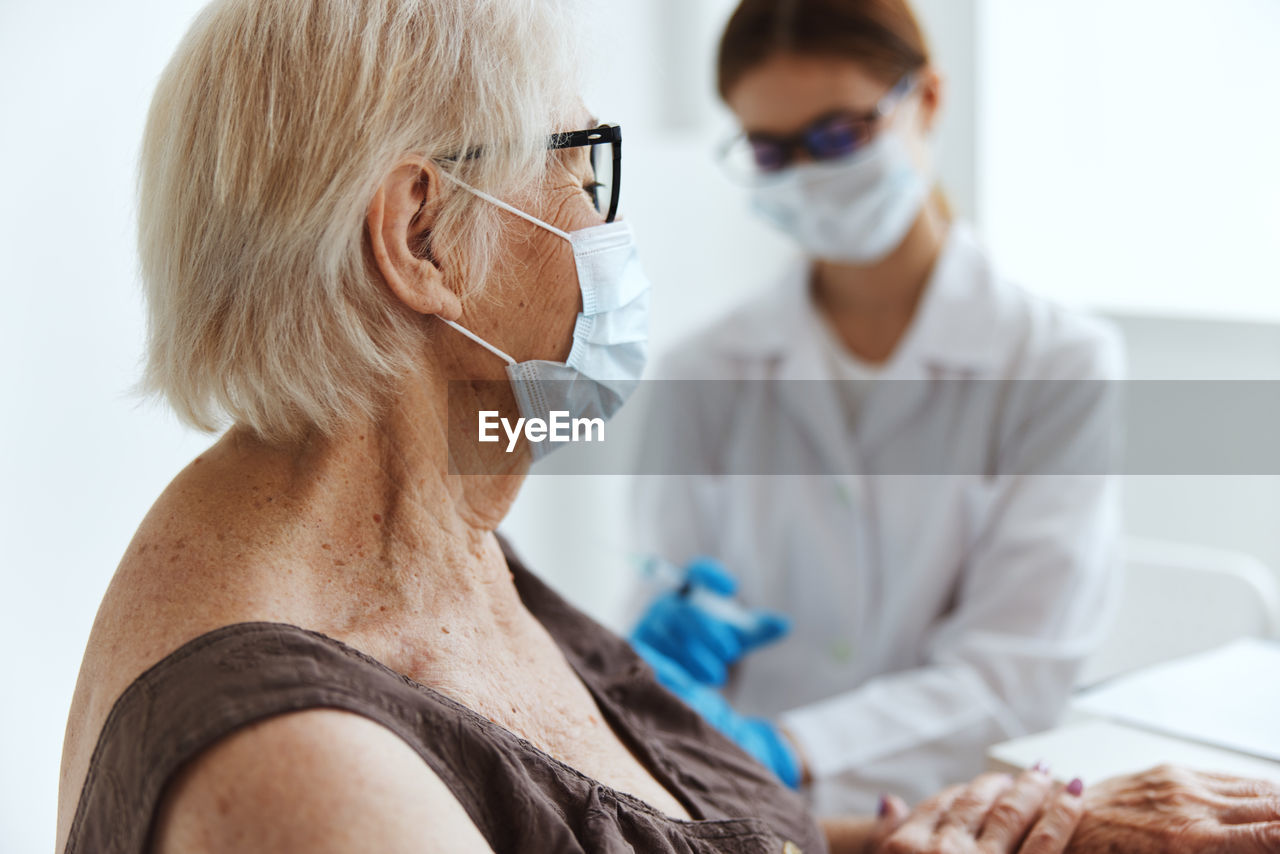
[435,172,569,366]
[440,318,518,366]
[436,172,582,366]
[439,172,571,242]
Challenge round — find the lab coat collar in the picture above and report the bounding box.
[715,223,1007,378]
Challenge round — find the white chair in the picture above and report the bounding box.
[1079,537,1280,687]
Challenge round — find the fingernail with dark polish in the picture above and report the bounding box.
[877,794,891,818]
[1067,778,1084,796]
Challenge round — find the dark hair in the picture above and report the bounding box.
[717,0,931,101]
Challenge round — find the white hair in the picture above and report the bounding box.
[138,0,580,442]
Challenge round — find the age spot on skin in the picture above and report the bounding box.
[373,513,383,523]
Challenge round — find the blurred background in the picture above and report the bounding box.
[2,0,1277,850]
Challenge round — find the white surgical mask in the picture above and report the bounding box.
[749,129,930,265]
[440,175,650,461]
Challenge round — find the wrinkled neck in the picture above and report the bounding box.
[211,348,529,627]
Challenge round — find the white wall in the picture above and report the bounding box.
[979,0,1280,321]
[1109,313,1280,574]
[1,3,226,852]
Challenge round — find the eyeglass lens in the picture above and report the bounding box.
[749,114,874,172]
[748,139,790,173]
[589,141,617,220]
[804,115,865,162]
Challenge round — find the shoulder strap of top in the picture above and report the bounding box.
[66,620,589,854]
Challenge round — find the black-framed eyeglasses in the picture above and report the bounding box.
[718,75,916,181]
[441,123,623,223]
[549,123,622,223]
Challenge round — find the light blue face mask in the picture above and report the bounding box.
[440,175,650,461]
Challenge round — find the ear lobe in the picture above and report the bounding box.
[367,161,463,320]
[916,68,944,135]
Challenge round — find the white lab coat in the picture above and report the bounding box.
[631,224,1123,816]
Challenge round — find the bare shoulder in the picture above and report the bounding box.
[57,446,318,849]
[152,708,494,854]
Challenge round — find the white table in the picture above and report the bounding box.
[988,718,1280,783]
[988,639,1280,784]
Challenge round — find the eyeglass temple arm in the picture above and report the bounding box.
[548,123,622,151]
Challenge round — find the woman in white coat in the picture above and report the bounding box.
[629,0,1123,817]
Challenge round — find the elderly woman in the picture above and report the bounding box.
[56,1,1280,853]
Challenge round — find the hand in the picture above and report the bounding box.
[632,639,801,789]
[629,557,790,685]
[873,768,1085,854]
[1070,765,1280,854]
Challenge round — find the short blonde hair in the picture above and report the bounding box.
[138,0,579,442]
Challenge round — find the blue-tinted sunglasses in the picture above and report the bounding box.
[726,74,917,176]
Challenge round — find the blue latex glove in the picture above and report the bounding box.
[633,639,801,789]
[629,557,791,686]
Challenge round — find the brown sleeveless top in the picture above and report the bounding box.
[65,549,827,854]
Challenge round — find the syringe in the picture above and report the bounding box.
[636,555,763,633]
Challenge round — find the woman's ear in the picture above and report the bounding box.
[367,159,463,320]
[915,66,944,135]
